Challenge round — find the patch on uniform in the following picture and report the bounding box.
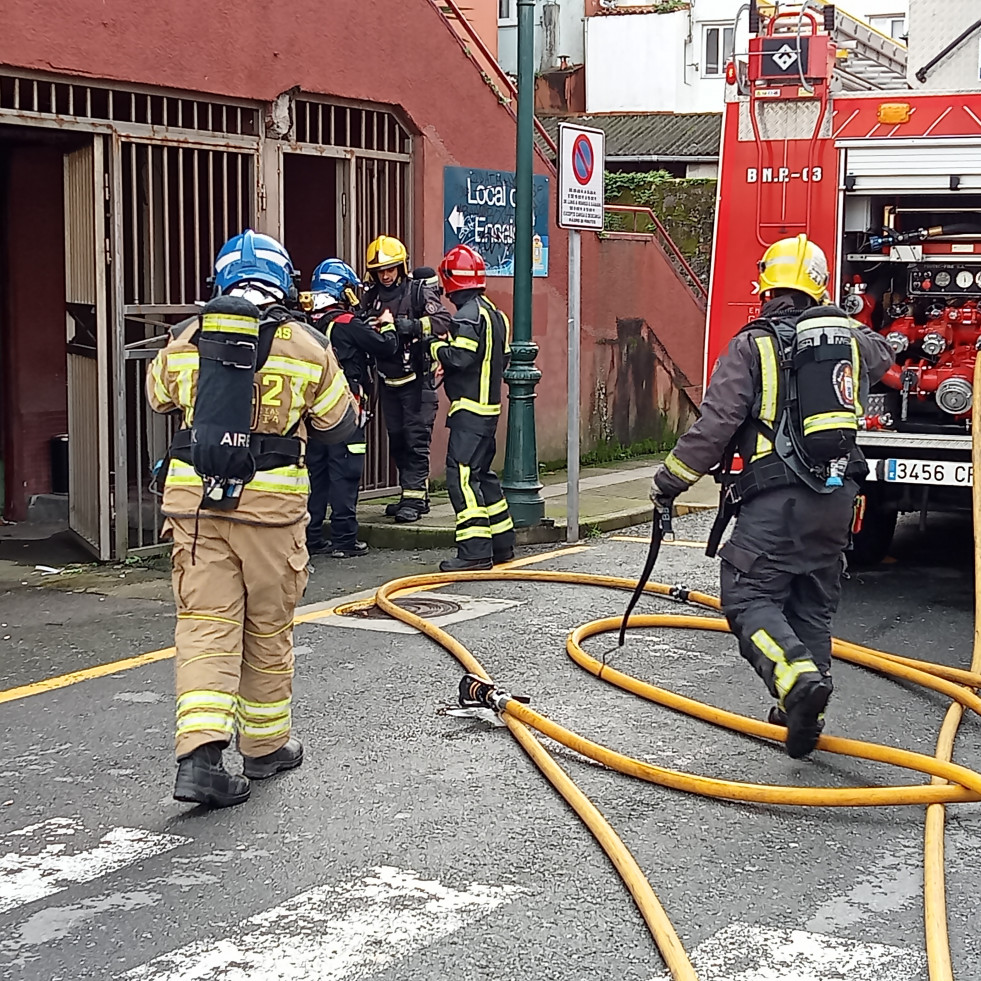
[832,360,855,408]
[425,300,440,314]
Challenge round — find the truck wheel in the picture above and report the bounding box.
[850,492,898,566]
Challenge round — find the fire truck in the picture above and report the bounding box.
[708,0,981,562]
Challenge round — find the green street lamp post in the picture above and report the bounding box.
[502,0,545,527]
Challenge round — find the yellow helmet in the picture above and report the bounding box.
[757,234,830,301]
[365,235,408,279]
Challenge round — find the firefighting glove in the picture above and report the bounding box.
[396,317,421,339]
[649,465,688,507]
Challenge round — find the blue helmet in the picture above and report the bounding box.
[310,258,362,310]
[212,229,296,300]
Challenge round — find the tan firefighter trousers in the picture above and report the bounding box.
[169,515,309,759]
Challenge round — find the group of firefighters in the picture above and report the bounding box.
[148,227,892,809]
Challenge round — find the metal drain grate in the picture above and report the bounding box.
[337,596,463,620]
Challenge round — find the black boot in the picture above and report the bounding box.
[783,675,833,759]
[242,737,304,780]
[439,555,493,572]
[385,501,401,517]
[492,548,515,565]
[173,742,251,808]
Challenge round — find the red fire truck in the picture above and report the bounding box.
[708,0,981,562]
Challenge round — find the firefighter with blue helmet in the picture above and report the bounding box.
[305,258,398,557]
[147,229,358,808]
[650,235,893,759]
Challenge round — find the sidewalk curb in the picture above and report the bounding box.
[359,501,717,550]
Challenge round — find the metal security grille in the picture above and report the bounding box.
[292,98,412,494]
[0,70,260,137]
[118,140,259,551]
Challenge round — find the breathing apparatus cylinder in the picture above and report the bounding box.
[792,312,859,469]
[191,295,262,510]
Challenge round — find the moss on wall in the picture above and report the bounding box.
[604,170,717,285]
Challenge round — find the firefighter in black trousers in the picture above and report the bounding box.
[361,235,451,523]
[650,235,892,759]
[421,244,515,572]
[305,259,398,557]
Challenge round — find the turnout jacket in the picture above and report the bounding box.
[658,298,894,499]
[147,312,358,526]
[362,277,451,386]
[312,307,398,399]
[432,291,510,434]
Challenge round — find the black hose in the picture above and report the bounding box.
[915,19,981,84]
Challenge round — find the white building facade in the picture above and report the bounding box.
[577,1,909,114]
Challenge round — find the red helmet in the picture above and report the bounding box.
[438,244,486,294]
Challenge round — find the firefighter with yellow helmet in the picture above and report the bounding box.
[362,235,451,522]
[147,230,359,808]
[650,234,892,759]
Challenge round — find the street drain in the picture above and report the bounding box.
[337,596,463,620]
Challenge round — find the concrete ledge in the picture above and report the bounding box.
[360,500,716,550]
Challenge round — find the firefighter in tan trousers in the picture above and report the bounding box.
[147,230,358,809]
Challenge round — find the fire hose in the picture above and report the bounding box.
[371,361,981,981]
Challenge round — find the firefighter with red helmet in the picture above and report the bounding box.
[361,235,451,523]
[427,244,515,571]
[650,235,892,759]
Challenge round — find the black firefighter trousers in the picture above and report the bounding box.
[380,380,437,508]
[445,426,515,561]
[716,486,855,710]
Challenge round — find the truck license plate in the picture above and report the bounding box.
[880,459,973,485]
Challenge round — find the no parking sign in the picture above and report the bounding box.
[557,123,605,230]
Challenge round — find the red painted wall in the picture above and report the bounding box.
[0,0,706,470]
[1,146,68,520]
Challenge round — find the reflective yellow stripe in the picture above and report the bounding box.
[379,323,397,335]
[751,630,819,701]
[311,370,349,416]
[664,450,700,484]
[478,307,494,405]
[419,316,431,337]
[486,498,509,517]
[403,488,427,500]
[456,525,492,541]
[149,357,170,404]
[754,336,778,461]
[796,315,850,331]
[167,461,310,496]
[347,442,367,454]
[489,515,514,535]
[449,398,501,417]
[167,352,199,369]
[459,464,480,514]
[384,372,418,387]
[201,313,259,335]
[236,695,291,718]
[851,336,863,416]
[241,659,294,676]
[803,411,858,435]
[243,620,294,639]
[177,690,237,714]
[176,714,237,736]
[431,341,449,357]
[451,334,479,352]
[456,506,487,524]
[263,356,323,381]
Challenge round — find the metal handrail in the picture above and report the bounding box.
[430,0,559,163]
[604,205,709,304]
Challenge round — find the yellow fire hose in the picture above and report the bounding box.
[370,357,981,981]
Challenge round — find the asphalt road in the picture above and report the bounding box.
[1,511,980,981]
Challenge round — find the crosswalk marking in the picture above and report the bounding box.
[650,922,925,980]
[0,818,189,915]
[122,865,521,980]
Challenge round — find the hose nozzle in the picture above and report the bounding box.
[458,673,528,713]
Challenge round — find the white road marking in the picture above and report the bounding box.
[0,818,189,915]
[650,922,925,980]
[122,865,521,981]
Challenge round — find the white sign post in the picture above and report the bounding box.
[557,123,605,543]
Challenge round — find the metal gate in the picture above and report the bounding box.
[290,97,412,493]
[64,138,113,558]
[116,139,258,552]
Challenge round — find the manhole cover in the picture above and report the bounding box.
[337,596,463,620]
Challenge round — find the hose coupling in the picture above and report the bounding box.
[669,585,691,604]
[458,673,529,713]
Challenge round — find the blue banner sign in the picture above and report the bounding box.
[443,166,549,277]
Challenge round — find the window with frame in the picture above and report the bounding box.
[498,0,516,24]
[703,24,735,77]
[868,14,906,40]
